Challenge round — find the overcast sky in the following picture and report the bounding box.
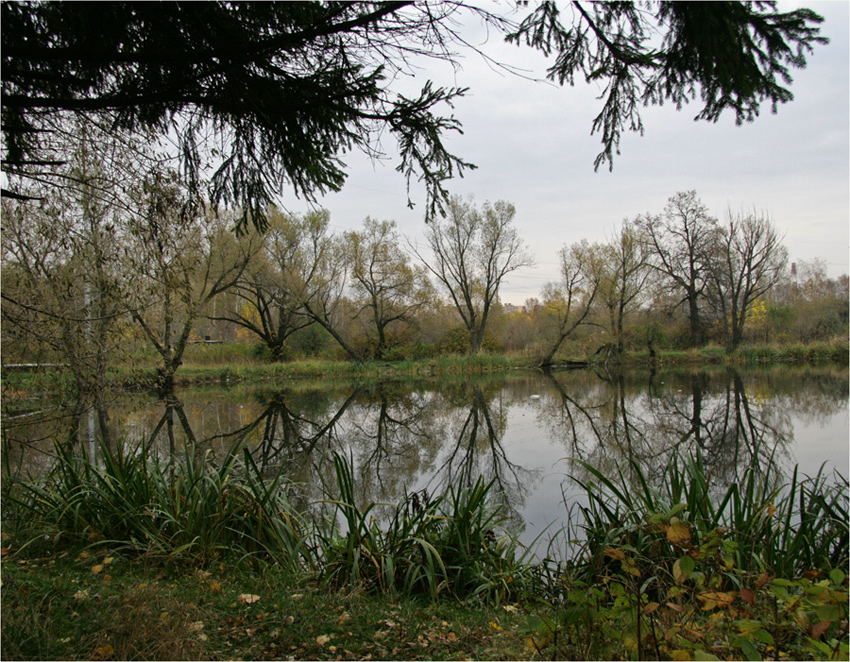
[287,1,849,305]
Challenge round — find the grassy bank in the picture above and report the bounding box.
[1,552,534,661]
[3,440,847,660]
[2,338,847,396]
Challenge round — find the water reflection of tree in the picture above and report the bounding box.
[221,384,442,517]
[2,388,123,475]
[427,383,541,532]
[535,368,613,461]
[345,383,442,505]
[245,388,363,472]
[539,368,797,490]
[644,370,795,484]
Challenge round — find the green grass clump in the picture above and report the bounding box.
[3,440,312,570]
[316,454,538,603]
[569,450,848,580]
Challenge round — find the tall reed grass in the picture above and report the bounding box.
[565,448,848,582]
[2,440,312,570]
[309,453,540,602]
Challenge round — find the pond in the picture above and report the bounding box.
[3,365,848,555]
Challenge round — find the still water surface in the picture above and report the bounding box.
[4,365,848,553]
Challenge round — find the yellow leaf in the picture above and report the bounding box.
[92,564,104,574]
[103,557,114,565]
[666,524,691,546]
[316,634,332,646]
[697,591,736,610]
[209,580,221,593]
[604,547,626,561]
[238,593,260,604]
[671,650,692,661]
[642,602,660,615]
[447,632,458,641]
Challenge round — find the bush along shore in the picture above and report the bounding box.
[2,438,848,661]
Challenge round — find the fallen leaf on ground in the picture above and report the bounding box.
[92,564,104,574]
[316,634,332,646]
[238,593,261,605]
[91,644,114,660]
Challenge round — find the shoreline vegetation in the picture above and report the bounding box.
[2,338,848,396]
[2,442,848,660]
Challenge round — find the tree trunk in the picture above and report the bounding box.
[688,290,702,346]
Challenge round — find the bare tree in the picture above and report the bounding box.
[126,171,259,392]
[224,207,364,363]
[415,196,534,354]
[214,208,329,360]
[636,191,717,346]
[706,210,788,351]
[344,218,433,358]
[597,221,652,357]
[536,239,602,367]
